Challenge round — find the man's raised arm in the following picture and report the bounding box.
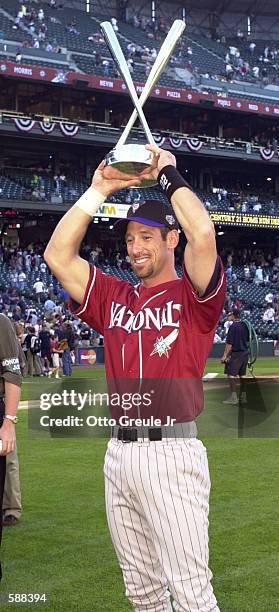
[44,161,141,304]
[145,145,216,296]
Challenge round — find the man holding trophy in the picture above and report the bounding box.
[45,20,225,612]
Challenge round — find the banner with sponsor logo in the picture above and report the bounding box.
[210,211,279,228]
[1,60,279,118]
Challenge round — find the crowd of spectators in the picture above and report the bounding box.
[0,241,278,355]
[224,40,279,85]
[0,242,104,377]
[12,2,64,56]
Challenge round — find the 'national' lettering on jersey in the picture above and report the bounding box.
[109,300,181,332]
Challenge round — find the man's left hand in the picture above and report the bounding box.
[0,420,16,455]
[138,144,177,182]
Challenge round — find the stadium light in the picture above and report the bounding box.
[266,177,272,181]
[217,231,224,236]
[151,1,156,22]
[247,16,251,37]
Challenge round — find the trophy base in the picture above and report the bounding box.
[104,144,157,188]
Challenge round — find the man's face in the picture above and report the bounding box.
[125,222,171,280]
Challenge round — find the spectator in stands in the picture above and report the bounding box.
[33,278,45,303]
[253,201,262,212]
[45,42,53,53]
[243,265,250,281]
[15,51,22,63]
[38,8,44,21]
[102,60,110,76]
[263,306,275,323]
[254,266,263,284]
[111,17,118,32]
[249,42,256,54]
[127,58,134,74]
[18,271,26,292]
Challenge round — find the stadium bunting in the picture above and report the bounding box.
[59,122,79,137]
[259,147,275,161]
[169,136,183,149]
[185,138,203,152]
[39,120,56,133]
[12,118,80,137]
[153,134,166,146]
[14,118,35,132]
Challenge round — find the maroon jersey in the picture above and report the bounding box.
[70,258,225,422]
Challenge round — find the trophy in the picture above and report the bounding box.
[100,19,186,187]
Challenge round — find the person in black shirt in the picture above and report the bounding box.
[221,309,249,404]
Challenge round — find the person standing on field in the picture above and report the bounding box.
[45,145,225,611]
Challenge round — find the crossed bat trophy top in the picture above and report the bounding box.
[100,19,186,188]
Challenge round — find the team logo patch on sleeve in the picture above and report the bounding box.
[1,357,20,372]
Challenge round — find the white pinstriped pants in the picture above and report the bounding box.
[104,438,220,612]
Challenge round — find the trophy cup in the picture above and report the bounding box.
[100,19,186,187]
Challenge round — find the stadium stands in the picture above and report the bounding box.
[0,166,278,215]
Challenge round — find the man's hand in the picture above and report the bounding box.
[92,160,142,197]
[220,356,227,363]
[138,144,176,182]
[0,420,16,455]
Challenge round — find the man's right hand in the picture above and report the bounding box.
[92,160,142,197]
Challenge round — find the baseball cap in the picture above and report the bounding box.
[113,200,179,237]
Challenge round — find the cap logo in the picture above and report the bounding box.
[166,215,175,225]
[132,202,140,212]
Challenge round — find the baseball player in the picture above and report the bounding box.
[45,145,225,611]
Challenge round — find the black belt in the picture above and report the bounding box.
[111,421,197,443]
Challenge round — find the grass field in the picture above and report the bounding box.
[1,358,279,611]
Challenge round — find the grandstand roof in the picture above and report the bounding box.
[69,0,278,17]
[174,0,278,16]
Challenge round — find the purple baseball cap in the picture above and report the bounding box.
[113,199,179,237]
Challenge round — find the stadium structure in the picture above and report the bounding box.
[0,0,279,345]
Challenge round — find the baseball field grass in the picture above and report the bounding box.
[1,357,278,611]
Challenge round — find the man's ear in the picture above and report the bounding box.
[167,230,179,249]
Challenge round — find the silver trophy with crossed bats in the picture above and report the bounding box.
[100,19,186,187]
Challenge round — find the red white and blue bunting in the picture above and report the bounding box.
[12,119,80,138]
[39,120,56,134]
[153,134,166,146]
[14,118,35,132]
[185,138,203,152]
[169,137,183,149]
[259,147,275,161]
[59,122,79,137]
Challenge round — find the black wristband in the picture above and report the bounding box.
[158,165,192,201]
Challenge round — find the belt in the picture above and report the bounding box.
[111,421,197,443]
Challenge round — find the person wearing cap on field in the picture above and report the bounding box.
[45,145,225,611]
[221,309,249,404]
